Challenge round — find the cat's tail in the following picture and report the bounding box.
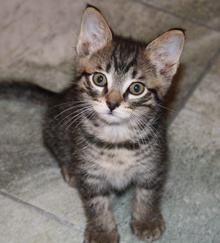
[0,80,58,106]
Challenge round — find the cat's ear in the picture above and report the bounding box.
[145,30,185,77]
[77,6,112,57]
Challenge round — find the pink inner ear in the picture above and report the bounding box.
[83,15,101,42]
[77,8,112,56]
[146,30,184,76]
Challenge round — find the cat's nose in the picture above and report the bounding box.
[106,101,120,112]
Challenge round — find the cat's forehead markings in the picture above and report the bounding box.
[132,70,138,79]
[95,63,112,74]
[105,63,112,73]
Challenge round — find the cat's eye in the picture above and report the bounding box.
[129,82,145,95]
[93,73,107,87]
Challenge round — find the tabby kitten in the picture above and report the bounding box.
[0,5,185,243]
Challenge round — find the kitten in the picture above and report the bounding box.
[0,5,185,243]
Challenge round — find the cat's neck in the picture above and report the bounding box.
[81,115,155,143]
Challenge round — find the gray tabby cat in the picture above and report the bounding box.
[0,5,185,243]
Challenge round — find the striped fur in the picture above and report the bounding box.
[43,6,185,243]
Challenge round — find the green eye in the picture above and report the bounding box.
[93,73,107,87]
[129,82,145,95]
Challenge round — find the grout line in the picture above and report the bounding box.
[0,190,132,242]
[168,47,220,126]
[0,190,84,233]
[136,0,220,33]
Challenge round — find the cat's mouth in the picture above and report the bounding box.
[101,111,122,122]
[95,109,124,124]
[108,111,114,115]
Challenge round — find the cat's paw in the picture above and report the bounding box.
[131,218,165,242]
[84,230,119,243]
[61,165,77,187]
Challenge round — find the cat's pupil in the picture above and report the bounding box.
[97,76,103,83]
[134,84,140,92]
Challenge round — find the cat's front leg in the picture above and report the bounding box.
[81,193,119,243]
[131,187,165,242]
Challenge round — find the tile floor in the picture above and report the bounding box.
[0,0,220,242]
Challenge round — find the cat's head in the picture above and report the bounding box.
[75,6,185,124]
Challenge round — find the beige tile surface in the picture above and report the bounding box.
[0,101,87,228]
[165,56,220,242]
[139,0,220,30]
[0,194,84,243]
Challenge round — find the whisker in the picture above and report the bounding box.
[61,106,93,131]
[73,110,96,131]
[128,116,148,145]
[54,106,91,129]
[64,108,94,131]
[157,104,175,113]
[49,99,91,109]
[59,107,92,131]
[131,111,164,149]
[50,107,76,124]
[50,101,92,125]
[131,114,151,145]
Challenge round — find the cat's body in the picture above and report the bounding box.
[45,36,167,192]
[0,6,184,243]
[45,85,167,193]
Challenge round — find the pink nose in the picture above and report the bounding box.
[106,101,120,112]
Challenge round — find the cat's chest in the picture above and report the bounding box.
[98,148,136,168]
[84,122,142,168]
[81,122,147,189]
[93,148,138,189]
[91,123,136,143]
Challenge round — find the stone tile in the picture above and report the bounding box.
[0,0,84,68]
[139,0,220,31]
[0,101,86,230]
[0,194,83,243]
[162,56,220,242]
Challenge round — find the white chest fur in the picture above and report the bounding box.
[94,123,135,143]
[97,148,138,190]
[96,146,155,191]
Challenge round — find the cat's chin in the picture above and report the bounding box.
[98,113,123,124]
